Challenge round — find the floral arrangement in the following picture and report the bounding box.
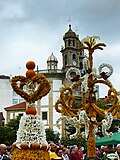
[102,112,113,137]
[11,148,50,160]
[12,113,50,160]
[55,36,120,159]
[11,74,51,103]
[11,61,51,160]
[55,86,79,117]
[16,114,48,146]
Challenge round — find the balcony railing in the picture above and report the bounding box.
[36,69,63,74]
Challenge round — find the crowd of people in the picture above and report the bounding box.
[0,142,120,160]
[48,142,120,160]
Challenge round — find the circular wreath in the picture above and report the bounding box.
[66,67,81,81]
[98,63,113,77]
[11,74,51,103]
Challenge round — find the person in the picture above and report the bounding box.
[62,147,70,160]
[0,144,11,160]
[6,146,12,159]
[49,142,59,152]
[70,145,83,160]
[99,145,110,160]
[49,151,62,160]
[56,148,63,158]
[96,147,101,160]
[115,144,120,160]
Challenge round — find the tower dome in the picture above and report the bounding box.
[47,53,58,70]
[63,24,78,40]
[47,53,58,62]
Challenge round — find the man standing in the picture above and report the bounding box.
[0,144,10,160]
[70,146,83,160]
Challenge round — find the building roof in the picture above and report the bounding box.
[47,53,58,62]
[4,102,26,111]
[0,75,10,79]
[63,24,78,39]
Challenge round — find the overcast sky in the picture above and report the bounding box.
[0,0,120,97]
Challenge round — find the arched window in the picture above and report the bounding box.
[65,40,67,47]
[65,54,67,65]
[73,40,75,46]
[72,54,76,60]
[68,39,71,46]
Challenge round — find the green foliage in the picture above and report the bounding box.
[110,119,120,132]
[45,128,60,144]
[0,126,6,144]
[72,101,82,109]
[60,135,87,148]
[65,123,76,136]
[6,115,21,130]
[0,116,21,146]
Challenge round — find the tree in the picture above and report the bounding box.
[45,128,60,144]
[0,126,6,144]
[60,135,87,148]
[0,116,21,146]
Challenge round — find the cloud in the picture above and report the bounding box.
[0,0,119,96]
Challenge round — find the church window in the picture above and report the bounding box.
[65,40,67,47]
[65,54,67,65]
[68,39,71,46]
[72,54,76,60]
[42,112,47,120]
[47,63,50,70]
[73,40,75,46]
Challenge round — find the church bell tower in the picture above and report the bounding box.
[61,24,84,73]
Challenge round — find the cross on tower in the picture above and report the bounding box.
[68,15,72,24]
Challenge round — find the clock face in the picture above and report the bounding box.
[72,60,77,66]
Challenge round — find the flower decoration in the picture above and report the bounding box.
[11,74,51,103]
[102,112,113,137]
[15,115,48,147]
[11,148,50,160]
[55,87,79,117]
[55,36,120,159]
[99,63,113,80]
[81,36,106,50]
[66,67,81,82]
[11,61,51,160]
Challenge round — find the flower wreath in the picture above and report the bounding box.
[11,74,51,103]
[66,67,81,81]
[98,63,113,77]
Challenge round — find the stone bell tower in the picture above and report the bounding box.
[61,24,85,88]
[61,24,84,72]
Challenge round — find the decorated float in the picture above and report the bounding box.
[55,36,120,159]
[11,61,51,160]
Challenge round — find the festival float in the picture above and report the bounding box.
[11,61,51,160]
[55,36,120,159]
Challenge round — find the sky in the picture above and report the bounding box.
[0,0,120,97]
